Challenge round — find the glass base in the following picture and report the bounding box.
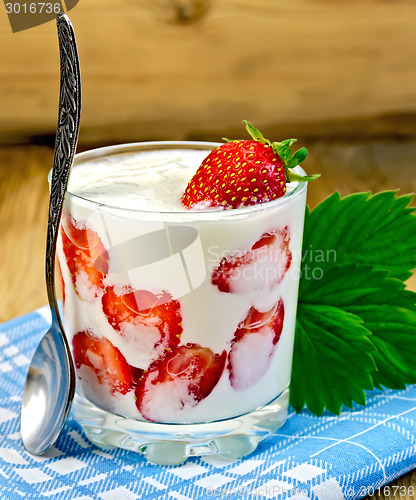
[72,387,289,465]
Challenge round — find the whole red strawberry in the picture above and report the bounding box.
[182,121,318,210]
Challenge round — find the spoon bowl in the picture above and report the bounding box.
[20,13,81,455]
[20,318,74,455]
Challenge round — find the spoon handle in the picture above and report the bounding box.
[46,13,81,316]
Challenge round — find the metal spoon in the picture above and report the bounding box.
[20,13,81,455]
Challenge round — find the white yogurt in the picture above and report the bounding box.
[57,143,307,424]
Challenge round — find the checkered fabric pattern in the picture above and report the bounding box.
[1,307,416,500]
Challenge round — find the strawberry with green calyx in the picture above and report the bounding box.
[182,121,319,210]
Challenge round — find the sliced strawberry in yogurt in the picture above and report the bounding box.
[228,299,285,390]
[58,261,65,306]
[60,212,109,301]
[135,343,227,422]
[102,286,182,360]
[211,228,292,294]
[72,330,142,395]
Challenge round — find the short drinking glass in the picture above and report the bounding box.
[55,141,307,465]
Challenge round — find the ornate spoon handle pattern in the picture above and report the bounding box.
[46,13,81,315]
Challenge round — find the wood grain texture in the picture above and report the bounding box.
[0,0,416,144]
[0,141,414,498]
[0,146,50,319]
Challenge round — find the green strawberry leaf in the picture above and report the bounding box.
[348,304,416,390]
[286,147,308,169]
[272,141,293,161]
[301,263,416,309]
[243,120,268,144]
[292,263,416,415]
[292,192,416,416]
[274,139,297,150]
[301,191,416,282]
[286,171,321,183]
[291,302,376,415]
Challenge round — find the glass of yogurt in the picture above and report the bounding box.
[55,141,307,465]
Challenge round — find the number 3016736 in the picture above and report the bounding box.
[354,485,415,497]
[5,3,61,14]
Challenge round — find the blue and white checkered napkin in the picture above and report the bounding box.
[1,308,416,500]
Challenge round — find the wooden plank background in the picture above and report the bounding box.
[0,0,415,144]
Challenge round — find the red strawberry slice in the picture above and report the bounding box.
[135,343,227,422]
[211,227,292,294]
[60,212,109,301]
[58,261,65,306]
[62,212,109,273]
[72,330,142,395]
[102,286,182,360]
[182,121,316,210]
[228,299,285,390]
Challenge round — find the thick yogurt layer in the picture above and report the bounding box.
[57,145,307,424]
[68,149,208,211]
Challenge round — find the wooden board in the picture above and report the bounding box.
[0,0,416,144]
